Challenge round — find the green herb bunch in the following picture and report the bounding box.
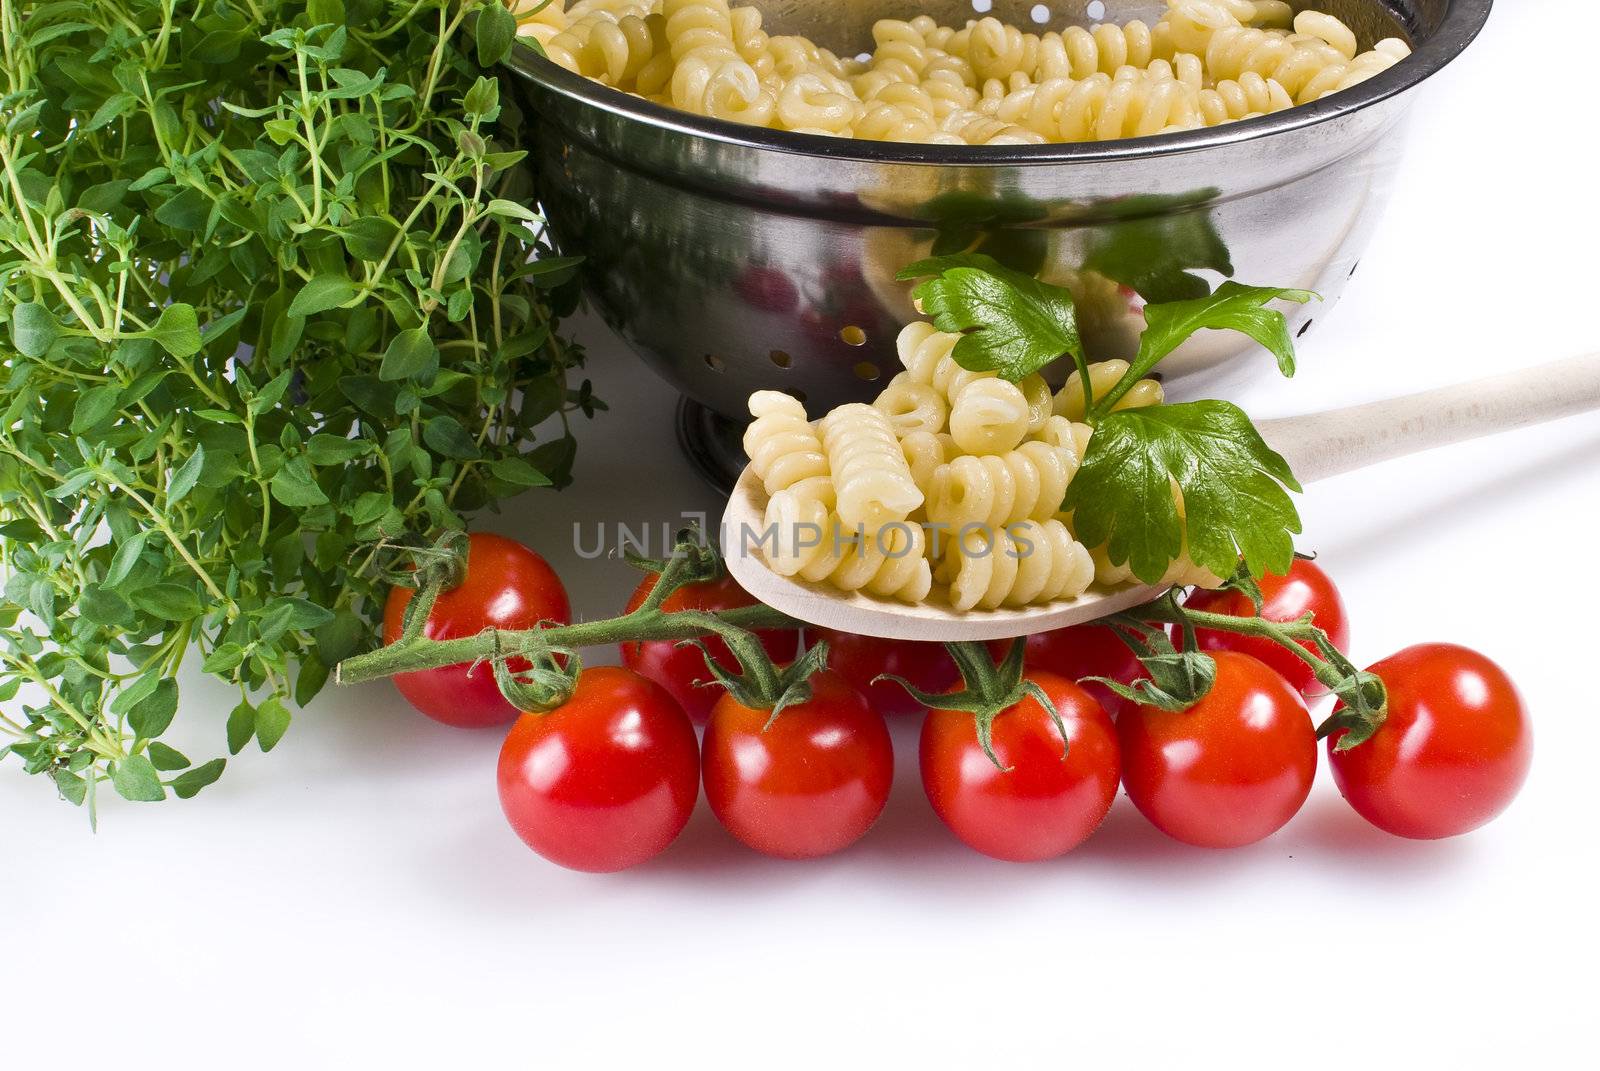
[0,0,591,815]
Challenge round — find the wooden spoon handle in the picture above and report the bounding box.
[1255,351,1600,485]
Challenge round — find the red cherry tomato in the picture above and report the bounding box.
[1329,644,1531,840]
[620,571,799,723]
[383,532,570,728]
[1119,650,1317,848]
[1184,558,1351,696]
[811,627,959,717]
[497,667,700,873]
[989,625,1146,718]
[921,672,1120,861]
[702,671,893,859]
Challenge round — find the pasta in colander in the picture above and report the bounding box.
[523,0,1411,145]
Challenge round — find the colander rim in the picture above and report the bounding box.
[502,0,1492,164]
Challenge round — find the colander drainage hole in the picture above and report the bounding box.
[1297,319,1314,338]
[1030,4,1051,24]
[1349,260,1361,278]
[972,0,993,13]
[853,362,882,382]
[1087,1,1106,20]
[769,349,792,368]
[839,325,867,347]
[704,353,726,372]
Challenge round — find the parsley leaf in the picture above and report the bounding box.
[897,254,1083,382]
[1063,401,1303,584]
[1092,282,1316,417]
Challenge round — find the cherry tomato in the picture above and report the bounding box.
[383,532,570,728]
[921,672,1120,861]
[1328,644,1531,840]
[812,627,959,717]
[1184,558,1351,696]
[702,671,893,859]
[989,625,1146,718]
[620,571,799,723]
[497,667,700,873]
[1119,650,1317,848]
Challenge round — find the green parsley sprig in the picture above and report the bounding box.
[898,257,1317,586]
[0,0,591,816]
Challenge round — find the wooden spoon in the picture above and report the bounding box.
[721,353,1600,641]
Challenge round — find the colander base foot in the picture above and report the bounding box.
[675,396,745,494]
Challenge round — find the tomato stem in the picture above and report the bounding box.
[879,641,1062,770]
[335,601,799,686]
[1110,590,1388,736]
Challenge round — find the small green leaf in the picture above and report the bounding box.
[263,597,336,630]
[251,370,295,414]
[148,741,191,771]
[104,530,152,588]
[270,457,329,507]
[131,583,203,621]
[316,609,366,664]
[897,254,1082,382]
[255,697,292,753]
[129,679,179,739]
[295,655,330,707]
[201,644,245,675]
[153,187,209,230]
[485,199,538,223]
[52,768,88,806]
[226,700,256,754]
[287,275,358,317]
[147,303,202,357]
[379,327,438,381]
[1133,282,1317,383]
[1063,400,1302,585]
[423,415,480,459]
[78,584,131,626]
[167,445,206,504]
[71,383,123,432]
[171,758,226,799]
[343,216,399,261]
[489,455,552,487]
[306,434,370,465]
[111,755,165,802]
[10,301,59,357]
[476,1,518,66]
[110,671,161,717]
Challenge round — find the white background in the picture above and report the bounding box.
[5,4,1598,1066]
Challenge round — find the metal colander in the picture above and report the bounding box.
[503,1,1488,433]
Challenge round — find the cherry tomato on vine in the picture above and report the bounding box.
[989,625,1146,718]
[497,667,700,873]
[1184,558,1351,696]
[1328,644,1531,840]
[812,627,959,717]
[383,532,570,729]
[702,671,893,859]
[1119,651,1317,848]
[921,672,1120,862]
[620,571,799,723]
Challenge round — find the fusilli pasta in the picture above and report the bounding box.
[817,403,924,527]
[530,0,1411,145]
[940,519,1096,611]
[739,309,1219,611]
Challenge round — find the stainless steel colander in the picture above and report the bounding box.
[503,1,1490,420]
